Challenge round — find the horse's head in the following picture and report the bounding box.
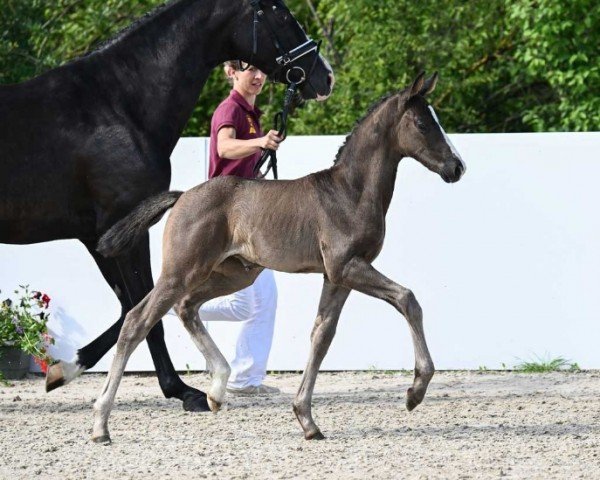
[232,0,334,101]
[396,72,465,183]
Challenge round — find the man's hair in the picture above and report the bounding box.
[223,61,241,85]
[224,60,242,70]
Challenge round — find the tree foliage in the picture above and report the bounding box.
[509,0,600,131]
[0,0,597,135]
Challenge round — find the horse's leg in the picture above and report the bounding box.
[293,278,350,440]
[174,294,231,413]
[92,278,182,443]
[45,243,125,389]
[172,263,262,411]
[336,257,434,411]
[46,234,209,412]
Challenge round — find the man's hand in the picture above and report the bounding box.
[258,130,284,150]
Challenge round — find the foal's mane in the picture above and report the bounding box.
[333,91,401,165]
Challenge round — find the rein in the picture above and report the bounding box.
[253,81,297,179]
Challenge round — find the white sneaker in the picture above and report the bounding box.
[226,384,280,395]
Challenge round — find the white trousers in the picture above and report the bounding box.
[198,269,277,388]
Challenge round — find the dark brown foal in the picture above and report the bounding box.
[93,72,465,443]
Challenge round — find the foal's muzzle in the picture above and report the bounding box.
[441,156,465,183]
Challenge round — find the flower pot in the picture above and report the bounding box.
[0,347,30,379]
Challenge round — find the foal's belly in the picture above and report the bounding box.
[239,237,324,275]
[261,256,325,274]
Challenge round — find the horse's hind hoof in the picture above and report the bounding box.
[91,434,112,445]
[305,430,325,440]
[45,362,65,392]
[183,393,210,412]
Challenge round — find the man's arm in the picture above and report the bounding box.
[217,127,283,159]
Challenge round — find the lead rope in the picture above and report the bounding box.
[253,81,297,179]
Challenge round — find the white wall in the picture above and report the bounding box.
[2,133,599,371]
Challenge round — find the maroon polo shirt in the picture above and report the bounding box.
[209,90,264,179]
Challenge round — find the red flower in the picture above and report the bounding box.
[41,294,51,308]
[34,356,49,374]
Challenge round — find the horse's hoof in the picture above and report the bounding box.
[183,392,210,412]
[91,434,112,445]
[207,395,222,413]
[406,387,421,411]
[305,430,325,441]
[45,362,65,392]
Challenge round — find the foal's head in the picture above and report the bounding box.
[395,72,466,183]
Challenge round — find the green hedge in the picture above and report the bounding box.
[1,0,597,134]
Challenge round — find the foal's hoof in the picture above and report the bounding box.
[405,387,422,412]
[182,393,210,412]
[45,362,65,392]
[305,429,325,440]
[91,434,112,445]
[207,395,222,413]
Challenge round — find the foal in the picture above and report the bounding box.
[93,72,465,443]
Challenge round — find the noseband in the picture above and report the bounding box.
[243,0,321,85]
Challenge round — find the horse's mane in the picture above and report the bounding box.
[81,0,180,58]
[333,91,399,165]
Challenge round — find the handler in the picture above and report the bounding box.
[198,60,283,395]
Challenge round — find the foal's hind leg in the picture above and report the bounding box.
[173,264,262,411]
[335,257,434,411]
[174,296,231,412]
[92,279,182,443]
[48,236,208,412]
[293,278,350,440]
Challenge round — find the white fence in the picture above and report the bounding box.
[2,133,599,372]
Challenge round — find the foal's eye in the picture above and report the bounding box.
[416,120,428,133]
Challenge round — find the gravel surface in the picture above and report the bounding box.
[1,371,600,479]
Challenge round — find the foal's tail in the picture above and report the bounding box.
[97,191,183,258]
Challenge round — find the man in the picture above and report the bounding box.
[199,61,283,394]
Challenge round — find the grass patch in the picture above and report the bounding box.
[515,355,580,373]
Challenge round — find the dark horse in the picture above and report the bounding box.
[92,72,465,443]
[0,0,333,412]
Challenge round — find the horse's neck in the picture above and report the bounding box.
[91,0,233,155]
[333,135,400,217]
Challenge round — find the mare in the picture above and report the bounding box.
[0,0,334,412]
[92,72,465,443]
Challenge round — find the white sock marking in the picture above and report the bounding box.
[62,358,85,383]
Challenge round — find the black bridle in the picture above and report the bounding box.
[243,0,322,86]
[243,0,323,179]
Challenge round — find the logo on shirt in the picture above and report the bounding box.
[246,114,257,134]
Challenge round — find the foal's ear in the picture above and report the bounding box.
[419,72,438,96]
[409,71,426,98]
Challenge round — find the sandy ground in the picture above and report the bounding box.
[1,371,600,479]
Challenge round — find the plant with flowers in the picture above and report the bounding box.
[0,285,54,373]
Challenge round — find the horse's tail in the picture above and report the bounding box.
[97,191,184,258]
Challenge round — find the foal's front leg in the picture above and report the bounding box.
[338,257,434,411]
[293,279,350,440]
